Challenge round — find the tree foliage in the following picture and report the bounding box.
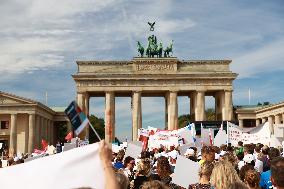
[178,108,216,128]
[178,114,191,128]
[89,114,105,143]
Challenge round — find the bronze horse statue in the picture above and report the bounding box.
[137,41,144,57]
[146,35,164,58]
[164,40,173,57]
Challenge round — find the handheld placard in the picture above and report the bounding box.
[65,101,101,141]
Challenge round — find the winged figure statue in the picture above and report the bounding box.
[148,21,155,31]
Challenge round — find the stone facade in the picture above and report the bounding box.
[0,91,69,154]
[73,58,238,143]
[235,102,284,134]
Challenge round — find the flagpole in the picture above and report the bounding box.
[88,122,102,141]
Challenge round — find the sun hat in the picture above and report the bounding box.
[184,148,195,156]
[243,154,255,164]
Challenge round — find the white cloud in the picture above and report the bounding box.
[232,38,284,78]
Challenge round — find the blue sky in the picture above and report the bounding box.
[1,0,284,140]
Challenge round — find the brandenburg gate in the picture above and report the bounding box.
[72,58,237,142]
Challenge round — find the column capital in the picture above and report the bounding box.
[169,90,179,93]
[224,89,233,92]
[105,91,114,94]
[132,90,142,94]
[194,89,206,93]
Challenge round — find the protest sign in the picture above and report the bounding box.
[65,101,89,136]
[228,122,271,146]
[1,160,8,167]
[201,126,211,145]
[179,129,194,144]
[0,143,105,189]
[130,141,143,147]
[172,155,200,188]
[63,143,77,152]
[214,130,227,146]
[125,142,143,159]
[274,124,284,138]
[270,135,282,148]
[179,144,192,156]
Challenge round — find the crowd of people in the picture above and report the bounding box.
[1,140,284,189]
[100,140,284,189]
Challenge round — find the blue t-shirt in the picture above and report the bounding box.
[113,161,124,169]
[260,170,272,189]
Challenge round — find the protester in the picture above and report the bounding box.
[188,161,214,189]
[122,156,135,181]
[211,160,241,189]
[260,147,280,189]
[244,169,260,189]
[184,148,197,162]
[228,181,249,189]
[260,145,270,172]
[199,146,215,165]
[141,180,169,189]
[151,156,172,186]
[239,164,255,182]
[113,150,125,169]
[115,171,130,189]
[270,157,284,189]
[133,159,151,189]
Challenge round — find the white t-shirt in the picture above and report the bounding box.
[254,159,263,174]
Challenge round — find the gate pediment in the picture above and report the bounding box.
[0,91,36,105]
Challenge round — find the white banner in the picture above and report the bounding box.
[0,143,105,189]
[228,122,271,146]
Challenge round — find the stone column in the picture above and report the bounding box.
[28,114,35,153]
[38,116,42,146]
[214,92,224,121]
[132,91,142,141]
[50,120,54,145]
[9,114,17,152]
[261,117,267,124]
[268,116,274,135]
[77,93,86,111]
[256,119,261,127]
[46,119,50,143]
[48,120,52,144]
[35,115,40,149]
[77,92,86,139]
[45,118,49,142]
[165,95,168,130]
[190,93,196,121]
[167,91,178,130]
[223,90,233,121]
[84,92,90,139]
[40,117,45,142]
[239,119,244,128]
[196,91,205,121]
[275,114,281,124]
[105,91,115,143]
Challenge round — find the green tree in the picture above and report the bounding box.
[178,114,191,128]
[89,114,105,143]
[178,108,216,128]
[57,122,68,143]
[206,108,215,121]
